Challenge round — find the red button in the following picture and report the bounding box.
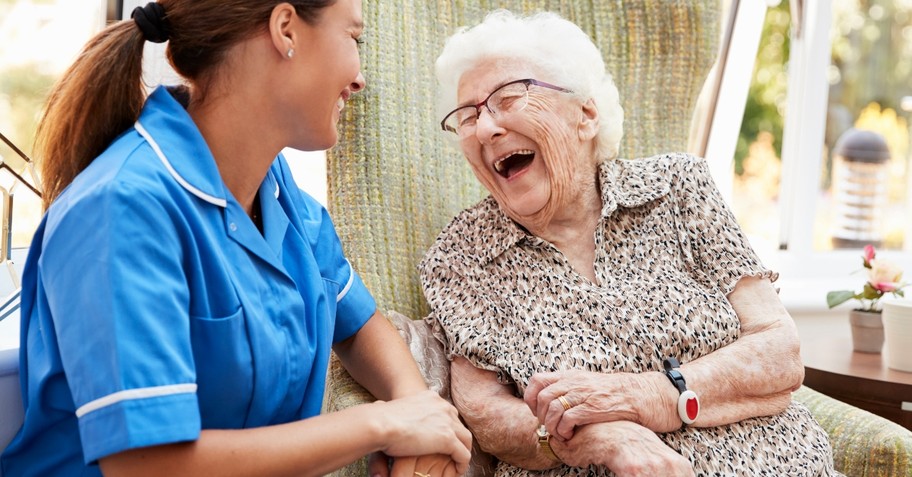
[686,397,699,421]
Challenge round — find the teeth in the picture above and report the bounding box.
[337,97,345,111]
[494,149,534,173]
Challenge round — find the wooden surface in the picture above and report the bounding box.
[796,313,912,430]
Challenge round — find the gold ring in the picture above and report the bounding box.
[414,473,431,477]
[558,395,573,411]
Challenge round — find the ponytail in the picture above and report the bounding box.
[35,21,146,209]
[35,0,337,210]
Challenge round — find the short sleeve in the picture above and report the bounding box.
[40,183,200,463]
[673,155,777,295]
[304,204,374,342]
[420,246,512,384]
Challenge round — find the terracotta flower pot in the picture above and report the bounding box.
[849,310,884,353]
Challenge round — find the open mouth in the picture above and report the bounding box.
[493,149,535,179]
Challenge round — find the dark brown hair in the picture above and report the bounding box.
[35,0,335,209]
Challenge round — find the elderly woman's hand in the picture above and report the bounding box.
[524,370,680,439]
[550,421,694,477]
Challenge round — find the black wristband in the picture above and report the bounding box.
[663,357,687,393]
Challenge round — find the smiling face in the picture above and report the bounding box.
[456,59,601,231]
[284,0,365,151]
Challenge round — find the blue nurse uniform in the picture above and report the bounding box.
[1,86,376,476]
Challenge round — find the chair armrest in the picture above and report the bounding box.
[324,312,495,477]
[792,385,912,476]
[0,347,24,459]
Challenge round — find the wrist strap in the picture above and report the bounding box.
[662,357,700,425]
[536,425,562,463]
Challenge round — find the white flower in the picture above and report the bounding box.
[868,259,903,292]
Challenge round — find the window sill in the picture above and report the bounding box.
[761,248,912,318]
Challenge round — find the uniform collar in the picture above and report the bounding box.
[134,86,229,207]
[459,156,674,271]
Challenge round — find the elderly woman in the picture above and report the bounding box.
[420,10,840,477]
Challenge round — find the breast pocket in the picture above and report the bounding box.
[190,306,254,429]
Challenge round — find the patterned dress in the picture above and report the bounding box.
[420,153,840,477]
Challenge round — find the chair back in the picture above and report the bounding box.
[327,0,721,320]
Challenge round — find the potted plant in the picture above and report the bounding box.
[827,245,908,353]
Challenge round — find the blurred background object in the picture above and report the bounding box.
[830,128,890,249]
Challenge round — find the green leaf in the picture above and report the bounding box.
[861,283,882,300]
[827,290,856,308]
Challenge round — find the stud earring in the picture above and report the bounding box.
[286,48,295,59]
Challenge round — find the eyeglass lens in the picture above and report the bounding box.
[448,82,530,135]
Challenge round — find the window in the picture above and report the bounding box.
[0,0,107,249]
[718,0,912,310]
[0,1,107,317]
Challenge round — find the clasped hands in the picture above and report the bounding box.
[368,390,472,477]
[524,370,694,477]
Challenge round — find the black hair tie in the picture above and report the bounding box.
[132,2,170,43]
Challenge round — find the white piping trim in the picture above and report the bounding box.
[75,383,197,418]
[337,260,355,303]
[135,121,227,208]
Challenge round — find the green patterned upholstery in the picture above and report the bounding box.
[794,386,912,477]
[322,1,912,476]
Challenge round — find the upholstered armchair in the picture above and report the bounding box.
[323,1,912,476]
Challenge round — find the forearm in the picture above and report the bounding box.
[450,357,558,470]
[334,311,428,400]
[457,390,549,468]
[524,278,801,435]
[100,401,392,477]
[671,276,802,426]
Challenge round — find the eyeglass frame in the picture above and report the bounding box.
[439,78,573,136]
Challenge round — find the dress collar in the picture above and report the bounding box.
[599,156,673,216]
[461,155,675,270]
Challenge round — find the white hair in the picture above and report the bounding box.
[435,10,624,161]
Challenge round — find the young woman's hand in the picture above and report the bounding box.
[372,390,472,474]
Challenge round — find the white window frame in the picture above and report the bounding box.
[704,0,912,313]
[775,0,912,312]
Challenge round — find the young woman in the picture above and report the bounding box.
[0,1,471,476]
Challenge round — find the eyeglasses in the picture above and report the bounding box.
[440,78,573,138]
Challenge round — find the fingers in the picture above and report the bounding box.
[431,392,473,470]
[523,372,560,417]
[454,423,474,463]
[524,372,561,424]
[376,391,472,467]
[394,455,460,477]
[368,452,391,477]
[447,431,472,475]
[551,396,579,440]
[526,373,581,440]
[389,456,417,477]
